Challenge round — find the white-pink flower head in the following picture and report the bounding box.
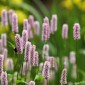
[33,21,40,36]
[42,61,50,79]
[62,24,68,39]
[73,23,80,40]
[1,9,8,26]
[12,13,18,33]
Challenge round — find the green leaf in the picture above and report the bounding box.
[16,80,27,84]
[7,41,15,49]
[34,73,44,82]
[78,69,85,76]
[8,73,14,78]
[75,81,85,85]
[33,0,50,16]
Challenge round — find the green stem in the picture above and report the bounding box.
[76,40,79,81]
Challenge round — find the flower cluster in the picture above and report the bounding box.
[0,9,81,85]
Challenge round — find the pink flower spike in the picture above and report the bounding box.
[12,13,18,33]
[23,19,28,30]
[33,21,40,36]
[42,61,50,79]
[43,17,50,38]
[70,51,76,64]
[15,34,23,54]
[62,24,68,39]
[1,71,8,85]
[24,41,31,62]
[33,51,39,66]
[8,9,14,24]
[28,15,34,28]
[1,33,7,48]
[44,17,49,25]
[73,23,80,40]
[22,30,28,48]
[60,68,67,85]
[0,55,4,75]
[51,14,57,33]
[29,30,33,39]
[1,9,8,26]
[30,45,36,66]
[42,23,48,42]
[47,57,55,68]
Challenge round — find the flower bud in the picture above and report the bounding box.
[28,81,35,85]
[23,19,28,30]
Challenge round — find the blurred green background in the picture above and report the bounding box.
[0,0,85,85]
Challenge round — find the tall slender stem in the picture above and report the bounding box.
[76,40,79,81]
[25,62,28,81]
[45,79,48,85]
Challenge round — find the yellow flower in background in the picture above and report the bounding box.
[10,0,23,4]
[73,0,81,6]
[15,10,27,24]
[79,1,85,11]
[61,0,73,11]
